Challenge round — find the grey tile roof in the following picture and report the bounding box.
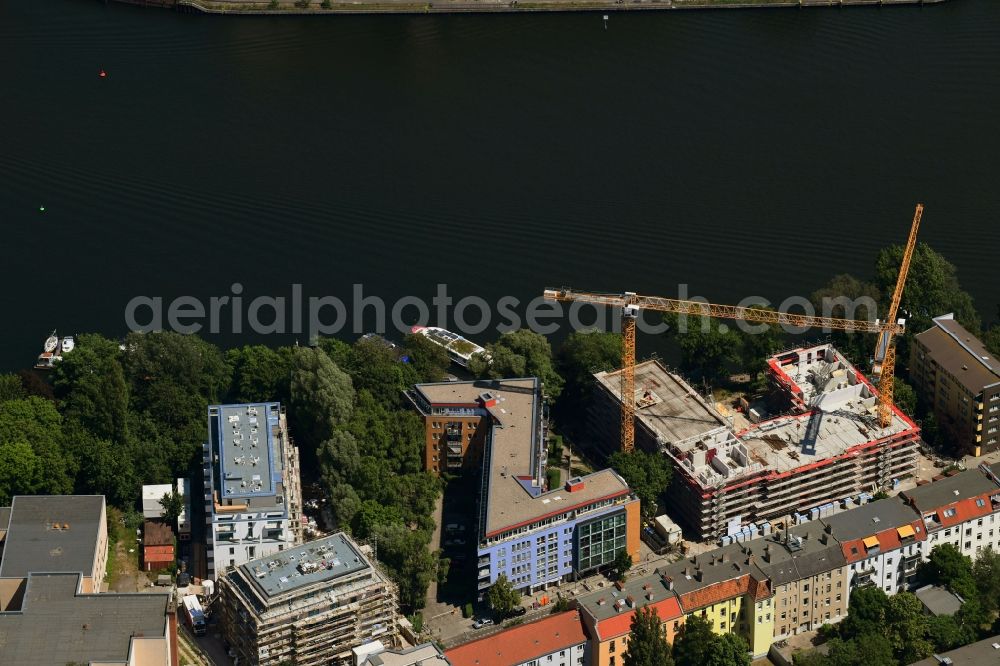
[820,497,920,541]
[911,634,1000,665]
[901,468,1000,511]
[0,573,168,666]
[0,496,105,578]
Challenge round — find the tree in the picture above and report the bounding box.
[401,333,450,383]
[487,574,521,617]
[471,330,564,399]
[885,592,932,664]
[821,634,895,666]
[892,378,917,418]
[919,544,975,601]
[226,345,293,404]
[732,304,784,380]
[0,374,26,403]
[436,554,451,585]
[663,313,740,384]
[53,334,130,445]
[973,546,1000,615]
[927,614,974,652]
[159,490,184,525]
[623,604,673,666]
[706,633,749,666]
[0,440,43,505]
[838,586,888,638]
[612,548,633,580]
[875,242,980,336]
[371,523,437,611]
[810,274,881,367]
[344,337,420,407]
[289,346,354,455]
[0,397,74,497]
[608,449,672,517]
[554,331,622,418]
[672,615,715,666]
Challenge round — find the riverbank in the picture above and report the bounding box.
[115,0,949,16]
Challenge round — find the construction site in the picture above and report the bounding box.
[592,345,921,540]
[548,204,927,543]
[217,532,399,666]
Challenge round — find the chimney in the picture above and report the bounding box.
[825,524,833,534]
[615,580,625,591]
[695,570,703,582]
[820,533,829,545]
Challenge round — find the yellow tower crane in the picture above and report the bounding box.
[543,204,923,454]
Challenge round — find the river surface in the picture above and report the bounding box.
[1,0,998,371]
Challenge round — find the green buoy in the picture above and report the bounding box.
[39,206,45,212]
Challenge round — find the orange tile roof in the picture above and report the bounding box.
[446,611,588,666]
[840,519,926,563]
[675,574,771,613]
[933,495,993,529]
[594,596,683,641]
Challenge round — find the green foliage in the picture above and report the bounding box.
[546,466,560,491]
[874,242,980,335]
[706,633,749,666]
[436,554,450,585]
[892,378,917,418]
[552,597,572,613]
[226,345,293,404]
[553,331,621,423]
[320,0,332,7]
[919,544,976,601]
[973,546,1000,615]
[289,345,354,452]
[401,333,450,382]
[470,330,563,399]
[927,614,974,652]
[607,449,672,517]
[409,612,424,633]
[810,274,881,366]
[623,604,673,666]
[159,490,184,524]
[663,313,740,384]
[0,397,75,502]
[0,374,26,403]
[672,614,715,666]
[371,522,437,611]
[612,548,633,580]
[487,574,521,617]
[463,602,474,618]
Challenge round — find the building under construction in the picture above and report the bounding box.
[218,532,399,666]
[591,344,921,540]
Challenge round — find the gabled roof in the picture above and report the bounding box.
[676,573,771,613]
[445,611,587,666]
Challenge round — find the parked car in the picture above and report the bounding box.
[510,606,527,617]
[472,618,494,629]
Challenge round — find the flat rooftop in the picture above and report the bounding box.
[240,532,372,599]
[594,360,728,444]
[212,403,278,498]
[576,571,681,627]
[420,379,632,538]
[0,573,168,666]
[0,495,104,578]
[363,643,451,666]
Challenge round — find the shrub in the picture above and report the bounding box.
[463,602,474,618]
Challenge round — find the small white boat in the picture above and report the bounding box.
[61,336,75,354]
[411,326,489,368]
[43,330,58,354]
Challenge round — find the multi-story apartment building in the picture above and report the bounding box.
[218,532,399,666]
[591,346,920,540]
[659,550,775,658]
[901,465,1000,558]
[757,521,850,639]
[406,381,492,475]
[577,572,685,666]
[0,495,174,666]
[910,314,1000,456]
[426,378,642,595]
[203,402,303,576]
[0,495,108,597]
[445,611,589,666]
[821,497,926,596]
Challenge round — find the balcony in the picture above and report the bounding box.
[479,568,490,580]
[478,580,492,591]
